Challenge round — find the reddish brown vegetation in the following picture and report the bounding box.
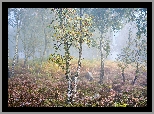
[8,60,147,107]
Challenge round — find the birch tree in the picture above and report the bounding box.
[8,48,10,78]
[8,8,24,77]
[20,8,39,68]
[86,8,125,84]
[48,8,93,104]
[131,8,147,85]
[116,28,133,83]
[116,8,147,85]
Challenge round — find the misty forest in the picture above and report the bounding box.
[8,8,147,107]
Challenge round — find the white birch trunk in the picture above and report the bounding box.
[11,26,19,77]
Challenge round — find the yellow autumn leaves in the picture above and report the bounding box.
[52,11,93,44]
[48,53,74,71]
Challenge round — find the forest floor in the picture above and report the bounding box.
[8,58,147,107]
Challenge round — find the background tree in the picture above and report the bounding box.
[19,8,54,73]
[116,28,133,83]
[115,8,147,85]
[8,8,25,77]
[85,8,128,84]
[131,8,147,85]
[8,48,10,78]
[118,8,147,85]
[20,8,40,68]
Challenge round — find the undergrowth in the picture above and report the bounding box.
[8,58,147,107]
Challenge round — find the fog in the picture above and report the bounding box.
[8,8,147,62]
[7,8,148,108]
[8,22,142,60]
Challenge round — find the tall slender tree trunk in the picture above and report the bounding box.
[11,24,19,77]
[32,48,35,62]
[132,36,140,85]
[99,36,104,84]
[122,68,125,83]
[8,48,11,78]
[73,8,82,102]
[24,50,27,67]
[16,54,19,64]
[40,15,48,68]
[24,57,28,68]
[132,62,139,85]
[40,29,47,68]
[59,8,72,104]
[65,40,72,104]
